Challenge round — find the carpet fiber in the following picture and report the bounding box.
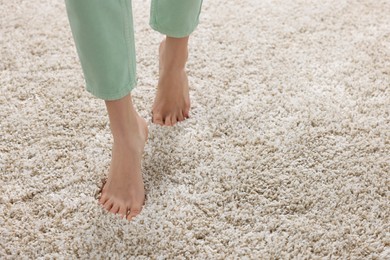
[1,0,389,258]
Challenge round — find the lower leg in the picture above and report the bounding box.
[152,36,191,126]
[105,94,147,145]
[161,36,189,69]
[99,93,148,221]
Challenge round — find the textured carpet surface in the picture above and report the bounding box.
[1,0,389,258]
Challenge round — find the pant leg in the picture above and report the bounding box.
[64,0,136,100]
[150,0,203,38]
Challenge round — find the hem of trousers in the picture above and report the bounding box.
[149,21,199,38]
[85,78,137,101]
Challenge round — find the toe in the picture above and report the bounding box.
[103,199,114,211]
[171,116,177,125]
[127,206,143,221]
[177,112,184,122]
[184,102,190,117]
[109,203,120,214]
[183,109,189,118]
[153,112,164,126]
[99,193,108,205]
[164,117,172,126]
[118,205,127,219]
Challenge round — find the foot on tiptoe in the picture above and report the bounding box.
[151,40,191,126]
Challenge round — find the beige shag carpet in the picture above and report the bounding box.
[1,0,389,258]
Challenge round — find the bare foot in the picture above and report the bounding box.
[151,39,191,126]
[98,113,148,221]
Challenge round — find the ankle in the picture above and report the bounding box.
[162,54,188,70]
[162,40,188,69]
[112,132,144,152]
[160,68,186,80]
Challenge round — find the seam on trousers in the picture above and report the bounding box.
[150,0,158,27]
[65,1,92,85]
[196,0,203,26]
[120,0,135,89]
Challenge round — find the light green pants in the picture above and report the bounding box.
[65,0,203,100]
